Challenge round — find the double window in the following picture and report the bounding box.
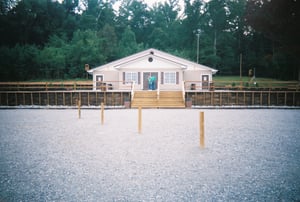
[124,71,178,85]
[125,72,138,84]
[164,72,176,84]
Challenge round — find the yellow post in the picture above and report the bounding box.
[200,111,205,148]
[78,99,81,119]
[101,102,104,125]
[138,106,142,134]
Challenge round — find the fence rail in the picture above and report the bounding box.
[0,81,93,91]
[0,80,299,91]
[184,80,299,91]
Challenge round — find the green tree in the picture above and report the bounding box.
[0,0,17,14]
[80,0,116,31]
[118,26,142,57]
[179,0,206,61]
[204,0,229,68]
[37,35,67,79]
[63,0,79,14]
[117,0,150,43]
[67,30,106,78]
[245,0,300,80]
[0,44,39,80]
[0,0,78,46]
[148,0,180,50]
[148,28,169,50]
[98,24,118,61]
[0,0,298,81]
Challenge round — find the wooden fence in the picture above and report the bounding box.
[185,91,300,106]
[1,91,299,107]
[0,91,131,107]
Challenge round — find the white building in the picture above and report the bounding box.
[88,48,218,91]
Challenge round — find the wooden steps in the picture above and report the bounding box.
[131,91,185,108]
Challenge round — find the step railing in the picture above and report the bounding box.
[157,82,160,100]
[182,81,185,102]
[131,81,135,100]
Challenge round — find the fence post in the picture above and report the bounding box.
[15,92,17,105]
[31,92,33,105]
[284,92,287,106]
[23,92,25,105]
[200,111,205,148]
[78,99,81,119]
[101,102,104,125]
[293,92,295,106]
[55,92,57,106]
[138,106,142,134]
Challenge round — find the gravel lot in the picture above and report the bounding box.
[0,109,300,201]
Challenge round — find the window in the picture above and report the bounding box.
[164,72,176,84]
[125,72,138,84]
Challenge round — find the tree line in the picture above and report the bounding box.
[0,0,299,81]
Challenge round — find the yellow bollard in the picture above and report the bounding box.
[200,111,205,148]
[101,102,104,125]
[138,106,142,134]
[78,99,81,119]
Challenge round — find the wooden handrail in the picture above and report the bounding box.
[184,80,299,91]
[182,81,185,102]
[131,81,135,100]
[157,82,160,100]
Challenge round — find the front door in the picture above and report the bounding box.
[202,75,209,89]
[96,75,104,90]
[143,72,158,90]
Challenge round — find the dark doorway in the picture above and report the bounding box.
[143,72,158,90]
[202,75,209,89]
[96,75,105,90]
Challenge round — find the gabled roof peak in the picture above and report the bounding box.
[88,48,218,74]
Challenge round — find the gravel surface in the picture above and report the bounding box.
[0,109,300,201]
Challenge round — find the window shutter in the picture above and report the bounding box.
[123,72,125,84]
[138,72,141,84]
[161,72,164,84]
[176,72,179,84]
